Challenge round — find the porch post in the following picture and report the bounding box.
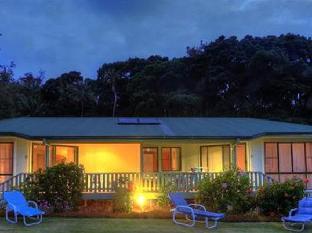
[231,138,240,169]
[232,143,237,169]
[43,139,50,168]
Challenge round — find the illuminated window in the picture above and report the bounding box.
[0,143,13,182]
[32,144,78,171]
[51,146,78,165]
[161,147,181,171]
[32,144,47,172]
[200,145,230,172]
[265,142,312,186]
[236,144,247,171]
[142,148,158,172]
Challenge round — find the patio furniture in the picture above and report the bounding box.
[282,198,312,232]
[168,192,224,229]
[3,190,45,226]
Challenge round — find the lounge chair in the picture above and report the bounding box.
[282,198,312,232]
[3,190,45,226]
[168,192,224,229]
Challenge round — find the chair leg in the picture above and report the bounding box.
[172,210,195,227]
[282,221,305,232]
[5,208,17,224]
[205,218,219,229]
[23,214,42,227]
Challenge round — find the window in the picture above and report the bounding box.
[265,143,278,173]
[161,147,181,171]
[265,142,312,185]
[32,144,78,171]
[236,144,247,171]
[279,143,292,173]
[307,143,312,172]
[52,146,77,165]
[32,144,47,172]
[292,143,305,173]
[200,145,231,172]
[142,148,158,172]
[0,143,13,182]
[201,144,246,172]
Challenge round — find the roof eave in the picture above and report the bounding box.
[0,132,311,141]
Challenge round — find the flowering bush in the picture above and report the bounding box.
[21,163,84,212]
[198,169,255,214]
[256,178,304,215]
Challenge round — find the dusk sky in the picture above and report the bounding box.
[0,0,311,79]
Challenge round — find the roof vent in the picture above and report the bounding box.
[117,117,160,125]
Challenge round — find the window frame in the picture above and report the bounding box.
[236,143,248,171]
[32,144,79,172]
[0,142,14,180]
[51,145,79,166]
[161,147,182,172]
[142,147,159,173]
[31,143,47,172]
[264,142,312,182]
[200,144,231,172]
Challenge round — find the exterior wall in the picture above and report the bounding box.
[142,140,237,172]
[0,137,31,175]
[247,135,312,174]
[2,135,311,178]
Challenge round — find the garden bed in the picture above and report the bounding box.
[46,200,280,222]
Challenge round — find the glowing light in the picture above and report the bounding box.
[136,193,146,208]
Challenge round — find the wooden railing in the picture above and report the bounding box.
[84,171,272,193]
[0,173,31,193]
[0,171,272,195]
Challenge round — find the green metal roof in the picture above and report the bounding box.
[0,117,311,140]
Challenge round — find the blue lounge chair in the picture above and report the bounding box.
[168,192,224,229]
[282,198,312,232]
[3,191,45,226]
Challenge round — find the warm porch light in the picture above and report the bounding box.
[135,193,146,208]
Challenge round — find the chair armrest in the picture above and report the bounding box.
[289,208,298,217]
[28,200,39,209]
[188,204,206,211]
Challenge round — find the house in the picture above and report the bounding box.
[0,117,311,198]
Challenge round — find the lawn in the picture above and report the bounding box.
[0,218,310,233]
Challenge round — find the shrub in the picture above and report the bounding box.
[112,177,132,213]
[157,181,177,207]
[21,163,84,212]
[256,178,304,216]
[198,169,254,214]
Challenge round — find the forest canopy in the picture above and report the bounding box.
[0,34,312,123]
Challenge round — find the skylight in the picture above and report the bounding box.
[117,117,160,125]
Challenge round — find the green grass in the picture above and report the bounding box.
[0,218,311,233]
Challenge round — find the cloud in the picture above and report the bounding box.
[0,0,311,79]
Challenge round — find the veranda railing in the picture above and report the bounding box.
[0,171,272,194]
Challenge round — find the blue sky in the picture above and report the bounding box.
[0,0,311,79]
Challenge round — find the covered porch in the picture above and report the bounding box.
[0,138,266,199]
[29,139,253,174]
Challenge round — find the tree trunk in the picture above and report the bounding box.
[112,76,117,117]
